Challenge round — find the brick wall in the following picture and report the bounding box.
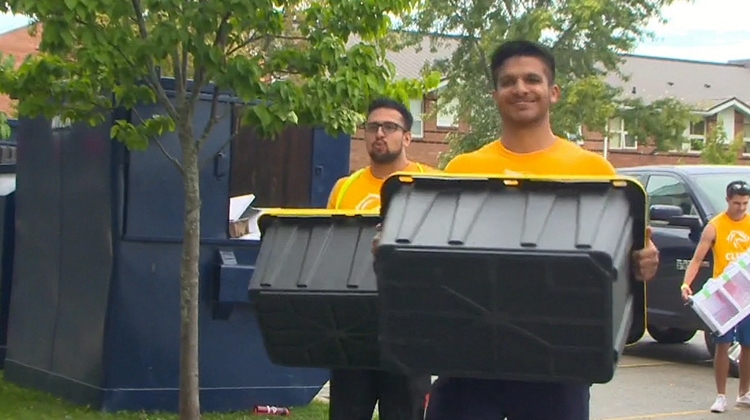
[0,25,41,115]
[351,108,750,170]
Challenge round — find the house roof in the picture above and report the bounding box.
[378,35,750,113]
[606,55,750,109]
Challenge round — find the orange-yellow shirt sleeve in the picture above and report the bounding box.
[418,163,442,173]
[326,177,346,210]
[443,154,472,174]
[579,152,617,176]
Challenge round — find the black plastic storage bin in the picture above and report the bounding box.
[374,174,647,384]
[249,209,382,369]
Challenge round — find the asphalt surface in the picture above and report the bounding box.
[315,332,749,419]
[591,332,747,420]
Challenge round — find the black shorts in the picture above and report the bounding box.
[328,368,432,420]
[425,377,590,420]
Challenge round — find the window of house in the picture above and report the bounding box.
[409,99,424,139]
[685,119,706,152]
[607,117,637,149]
[436,97,459,128]
[646,175,698,217]
[743,119,750,154]
[565,125,584,144]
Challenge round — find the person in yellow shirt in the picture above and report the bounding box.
[372,40,659,420]
[326,97,435,420]
[327,100,437,212]
[681,180,750,413]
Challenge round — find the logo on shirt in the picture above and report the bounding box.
[728,230,750,249]
[724,230,750,262]
[355,194,381,211]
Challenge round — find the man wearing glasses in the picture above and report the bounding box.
[326,97,435,419]
[682,180,750,413]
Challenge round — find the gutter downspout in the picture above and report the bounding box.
[603,121,609,160]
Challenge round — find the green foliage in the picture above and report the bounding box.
[396,0,689,166]
[0,0,439,152]
[701,120,745,165]
[618,97,698,152]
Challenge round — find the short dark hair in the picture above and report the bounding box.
[726,180,750,198]
[490,40,556,89]
[367,97,413,131]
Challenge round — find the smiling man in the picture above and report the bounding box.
[326,98,435,420]
[372,40,660,420]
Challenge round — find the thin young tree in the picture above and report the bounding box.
[0,1,438,418]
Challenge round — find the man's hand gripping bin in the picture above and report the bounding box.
[374,174,648,384]
[248,209,383,369]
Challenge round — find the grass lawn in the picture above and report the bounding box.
[0,371,332,420]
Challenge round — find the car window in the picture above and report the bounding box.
[646,175,698,216]
[692,173,750,215]
[618,171,648,187]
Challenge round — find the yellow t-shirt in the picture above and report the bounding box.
[709,212,750,277]
[444,137,616,177]
[326,162,439,211]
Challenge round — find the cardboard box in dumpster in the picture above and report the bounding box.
[690,253,750,336]
[228,194,264,240]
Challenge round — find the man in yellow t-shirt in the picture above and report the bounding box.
[375,40,659,420]
[326,98,435,420]
[681,180,750,413]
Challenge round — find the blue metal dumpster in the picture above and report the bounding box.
[3,80,348,412]
[0,119,17,368]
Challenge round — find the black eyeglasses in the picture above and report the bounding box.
[363,122,406,135]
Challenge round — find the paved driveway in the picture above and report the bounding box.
[314,332,747,419]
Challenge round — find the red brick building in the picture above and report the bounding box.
[352,36,750,170]
[0,24,40,115]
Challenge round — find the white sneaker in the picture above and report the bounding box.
[736,392,750,408]
[711,394,727,413]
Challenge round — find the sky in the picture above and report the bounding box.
[0,0,747,64]
[633,0,750,63]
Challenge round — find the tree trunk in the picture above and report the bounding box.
[179,133,201,420]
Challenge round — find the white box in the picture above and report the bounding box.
[690,256,750,336]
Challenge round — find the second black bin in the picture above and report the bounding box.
[374,174,647,384]
[249,209,382,369]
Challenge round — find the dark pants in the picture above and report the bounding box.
[329,368,432,420]
[424,377,590,420]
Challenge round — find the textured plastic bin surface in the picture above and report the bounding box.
[249,209,382,369]
[375,174,647,384]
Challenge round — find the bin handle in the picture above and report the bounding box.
[213,152,226,179]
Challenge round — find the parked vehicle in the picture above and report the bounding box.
[618,165,750,377]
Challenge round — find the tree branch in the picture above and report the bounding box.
[199,128,242,170]
[197,85,222,146]
[552,21,579,52]
[130,0,180,121]
[188,13,232,143]
[502,0,515,20]
[132,107,185,175]
[190,12,231,112]
[226,33,263,56]
[172,50,185,103]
